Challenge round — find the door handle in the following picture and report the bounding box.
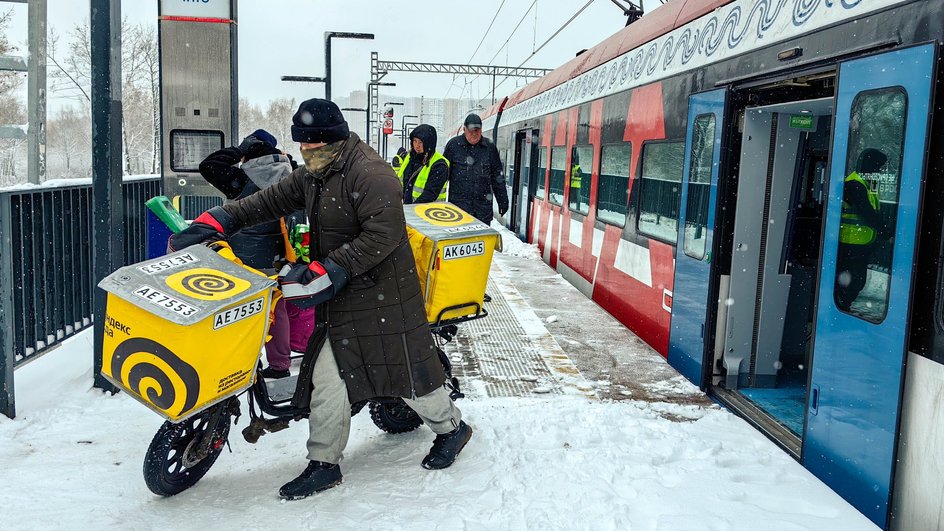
[809,385,820,416]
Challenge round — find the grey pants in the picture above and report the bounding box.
[307,338,462,464]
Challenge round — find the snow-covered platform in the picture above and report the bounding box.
[0,231,878,530]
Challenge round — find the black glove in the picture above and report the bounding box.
[277,258,349,308]
[499,203,509,216]
[168,206,241,252]
[237,135,263,155]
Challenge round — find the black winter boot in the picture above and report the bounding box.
[421,421,473,470]
[278,461,342,500]
[261,366,290,379]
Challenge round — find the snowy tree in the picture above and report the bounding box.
[0,9,27,186]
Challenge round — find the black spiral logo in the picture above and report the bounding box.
[111,338,200,417]
[181,273,236,297]
[425,206,466,223]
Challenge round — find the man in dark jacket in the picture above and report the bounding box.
[170,99,472,501]
[398,124,449,204]
[442,113,509,224]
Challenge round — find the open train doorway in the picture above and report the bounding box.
[508,129,539,240]
[713,96,833,452]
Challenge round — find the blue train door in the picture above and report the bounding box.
[668,89,727,385]
[804,43,937,528]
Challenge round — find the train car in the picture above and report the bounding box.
[487,1,944,528]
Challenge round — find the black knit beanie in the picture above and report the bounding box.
[291,98,350,144]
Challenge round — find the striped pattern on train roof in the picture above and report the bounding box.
[494,0,907,126]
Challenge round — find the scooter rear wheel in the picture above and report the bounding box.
[143,401,234,496]
[369,400,423,434]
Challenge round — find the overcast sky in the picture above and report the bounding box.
[6,0,665,110]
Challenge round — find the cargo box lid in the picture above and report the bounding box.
[97,244,276,326]
[404,203,500,242]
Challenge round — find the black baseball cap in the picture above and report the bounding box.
[464,113,483,130]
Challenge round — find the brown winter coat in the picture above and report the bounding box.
[221,133,445,407]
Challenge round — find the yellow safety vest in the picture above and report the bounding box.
[397,151,450,202]
[571,164,582,189]
[839,172,880,245]
[392,154,404,171]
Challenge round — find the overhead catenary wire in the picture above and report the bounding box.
[445,0,507,100]
[476,0,597,108]
[461,0,539,106]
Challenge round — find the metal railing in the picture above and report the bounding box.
[0,176,160,418]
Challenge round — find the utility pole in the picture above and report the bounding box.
[28,0,46,184]
[341,107,369,141]
[367,78,395,149]
[90,0,122,394]
[324,32,374,100]
[401,114,417,150]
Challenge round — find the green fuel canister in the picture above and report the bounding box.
[146,195,190,234]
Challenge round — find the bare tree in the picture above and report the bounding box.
[0,9,28,186]
[49,18,161,177]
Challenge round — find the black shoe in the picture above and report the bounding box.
[278,461,342,500]
[261,366,290,379]
[422,421,473,470]
[483,293,492,303]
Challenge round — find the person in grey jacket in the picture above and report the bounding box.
[197,130,307,379]
[442,113,509,224]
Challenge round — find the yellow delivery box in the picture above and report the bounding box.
[97,245,276,423]
[405,203,501,324]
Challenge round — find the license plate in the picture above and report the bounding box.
[213,297,266,330]
[133,286,200,317]
[442,241,485,260]
[138,253,200,275]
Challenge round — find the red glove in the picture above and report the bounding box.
[277,259,349,308]
[168,207,240,252]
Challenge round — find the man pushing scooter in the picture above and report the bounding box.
[170,98,472,500]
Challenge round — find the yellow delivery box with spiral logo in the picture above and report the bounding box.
[405,203,501,324]
[97,244,276,423]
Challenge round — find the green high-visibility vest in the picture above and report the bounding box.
[397,151,450,202]
[839,171,880,245]
[571,164,582,189]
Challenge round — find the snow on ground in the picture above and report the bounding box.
[0,330,877,530]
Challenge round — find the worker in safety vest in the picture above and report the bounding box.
[391,147,407,172]
[397,124,450,204]
[570,150,583,210]
[835,147,887,311]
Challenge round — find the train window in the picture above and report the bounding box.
[170,129,224,173]
[596,143,632,227]
[568,145,593,215]
[536,147,547,199]
[549,146,567,205]
[683,115,717,260]
[637,141,685,244]
[833,88,906,324]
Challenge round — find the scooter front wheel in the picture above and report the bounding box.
[142,399,235,496]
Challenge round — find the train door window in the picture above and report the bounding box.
[637,141,685,244]
[536,147,548,199]
[833,88,906,323]
[596,143,632,227]
[170,129,224,173]
[683,115,717,260]
[549,146,567,205]
[568,145,593,215]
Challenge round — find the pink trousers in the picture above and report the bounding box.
[265,299,315,371]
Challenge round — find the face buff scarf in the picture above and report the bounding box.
[300,140,345,175]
